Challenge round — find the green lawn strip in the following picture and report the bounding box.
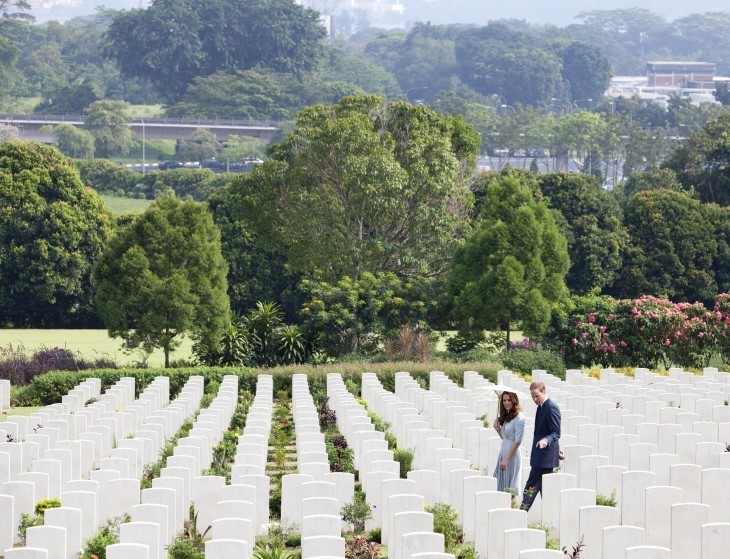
[1,407,42,422]
[0,328,194,367]
[266,393,295,522]
[99,194,154,215]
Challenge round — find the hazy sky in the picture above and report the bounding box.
[400,0,730,26]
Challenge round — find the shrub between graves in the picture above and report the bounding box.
[81,514,131,559]
[206,389,253,481]
[17,498,61,544]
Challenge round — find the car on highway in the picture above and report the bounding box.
[159,160,183,170]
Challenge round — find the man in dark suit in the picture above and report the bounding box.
[520,380,561,511]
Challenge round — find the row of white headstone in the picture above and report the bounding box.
[426,367,730,559]
[0,379,10,413]
[0,374,186,559]
[327,373,452,559]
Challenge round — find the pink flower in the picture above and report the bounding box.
[582,332,589,339]
[664,339,670,346]
[572,339,578,346]
[619,341,627,347]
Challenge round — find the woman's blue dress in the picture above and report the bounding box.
[493,411,525,493]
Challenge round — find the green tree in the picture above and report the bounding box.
[93,195,230,367]
[0,141,112,327]
[54,123,95,159]
[84,100,133,158]
[559,41,613,102]
[538,172,627,294]
[663,114,730,206]
[221,135,265,164]
[715,82,730,106]
[0,0,32,20]
[618,189,720,302]
[448,174,569,346]
[230,94,480,281]
[178,128,218,163]
[35,81,99,114]
[104,0,326,101]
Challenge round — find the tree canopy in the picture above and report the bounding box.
[448,174,569,344]
[93,195,230,367]
[224,94,481,282]
[104,0,326,101]
[0,141,112,327]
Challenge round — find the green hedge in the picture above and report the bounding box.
[11,360,501,407]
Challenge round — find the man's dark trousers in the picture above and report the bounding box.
[520,397,561,511]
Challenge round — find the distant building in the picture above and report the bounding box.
[646,61,716,88]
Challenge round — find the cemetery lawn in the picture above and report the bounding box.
[0,407,42,421]
[99,194,154,214]
[0,329,194,368]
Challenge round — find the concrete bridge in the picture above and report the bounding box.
[0,114,280,143]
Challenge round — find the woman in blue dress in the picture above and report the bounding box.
[493,390,525,495]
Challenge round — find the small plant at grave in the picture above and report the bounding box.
[85,398,98,406]
[17,513,44,545]
[595,489,618,507]
[318,396,337,430]
[326,432,354,473]
[275,447,287,469]
[168,505,211,559]
[6,432,18,442]
[562,535,585,559]
[477,413,490,428]
[269,484,282,519]
[345,534,381,559]
[667,401,675,407]
[615,402,623,409]
[725,442,730,452]
[425,502,463,553]
[254,540,296,559]
[392,447,415,478]
[264,520,299,547]
[81,513,131,559]
[367,527,381,543]
[453,543,479,559]
[341,492,373,534]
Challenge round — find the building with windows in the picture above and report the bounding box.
[646,61,716,88]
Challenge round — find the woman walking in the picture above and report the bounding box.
[493,390,525,495]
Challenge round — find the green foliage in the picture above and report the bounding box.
[501,343,566,379]
[84,100,134,158]
[17,512,43,545]
[559,42,613,102]
[34,498,61,516]
[538,172,627,294]
[596,489,618,507]
[167,506,211,559]
[178,128,218,162]
[93,195,230,367]
[340,492,373,534]
[425,503,463,553]
[392,447,415,478]
[448,174,569,345]
[345,534,381,559]
[618,189,722,302]
[53,123,95,159]
[234,95,479,282]
[367,528,381,544]
[445,330,485,353]
[301,273,444,358]
[104,0,326,102]
[0,141,113,328]
[81,514,130,559]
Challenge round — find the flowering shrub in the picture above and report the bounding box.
[561,294,727,369]
[501,339,566,379]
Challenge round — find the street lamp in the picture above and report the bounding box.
[573,98,593,111]
[500,104,516,113]
[405,86,428,103]
[551,98,572,115]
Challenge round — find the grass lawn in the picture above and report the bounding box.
[100,194,153,214]
[2,96,41,113]
[1,407,42,422]
[435,330,524,352]
[0,329,194,368]
[127,104,165,118]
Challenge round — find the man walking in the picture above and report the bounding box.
[520,380,561,511]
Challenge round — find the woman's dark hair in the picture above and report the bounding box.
[498,391,521,425]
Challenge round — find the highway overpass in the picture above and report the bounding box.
[0,114,280,143]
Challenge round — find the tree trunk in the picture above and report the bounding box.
[506,321,511,349]
[164,347,170,368]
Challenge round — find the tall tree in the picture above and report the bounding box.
[84,100,134,158]
[104,0,326,101]
[538,172,626,294]
[54,123,95,159]
[448,174,569,345]
[0,141,112,327]
[226,94,481,282]
[559,42,613,102]
[93,195,230,367]
[618,189,720,302]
